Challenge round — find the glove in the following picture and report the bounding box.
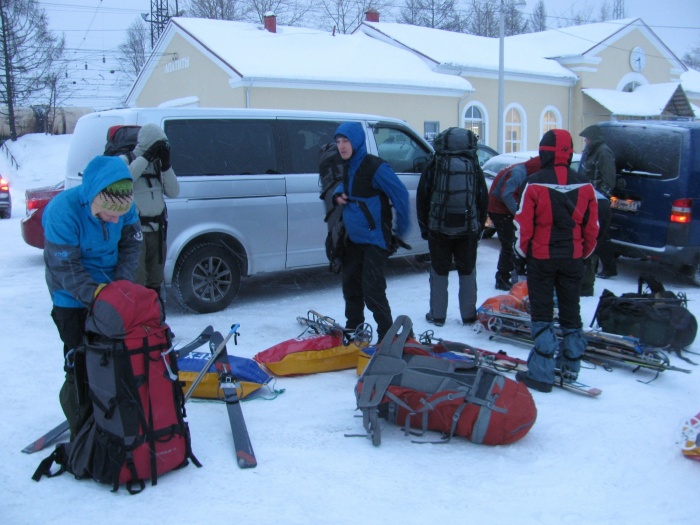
[421,230,428,241]
[141,139,168,163]
[158,141,171,171]
[388,234,412,256]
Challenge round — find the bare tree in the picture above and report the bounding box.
[118,20,150,82]
[317,0,393,34]
[465,0,499,37]
[529,0,547,32]
[502,0,528,35]
[0,0,65,140]
[398,0,459,30]
[184,0,251,20]
[245,0,315,26]
[682,43,700,70]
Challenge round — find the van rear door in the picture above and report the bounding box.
[603,125,685,249]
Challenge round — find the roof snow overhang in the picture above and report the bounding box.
[583,83,695,118]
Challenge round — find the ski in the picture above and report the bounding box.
[434,337,602,397]
[21,420,71,455]
[183,325,238,403]
[174,325,215,358]
[297,310,373,347]
[22,326,217,455]
[210,325,257,468]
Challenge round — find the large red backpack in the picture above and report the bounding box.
[33,281,200,493]
[355,315,536,446]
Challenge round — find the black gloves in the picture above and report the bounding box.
[141,139,169,166]
[421,230,428,241]
[388,234,412,256]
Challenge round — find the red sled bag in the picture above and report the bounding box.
[33,281,200,494]
[355,315,536,446]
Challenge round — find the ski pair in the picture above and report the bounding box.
[418,331,602,397]
[21,325,216,455]
[297,309,373,347]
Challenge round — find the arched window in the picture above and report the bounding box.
[505,106,524,153]
[622,81,642,92]
[540,107,561,136]
[463,103,487,144]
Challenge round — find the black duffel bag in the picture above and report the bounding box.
[592,273,697,350]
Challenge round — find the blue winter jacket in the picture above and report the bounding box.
[43,156,142,308]
[333,122,409,249]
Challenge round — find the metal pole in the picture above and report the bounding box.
[498,0,505,153]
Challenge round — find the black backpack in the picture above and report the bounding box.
[104,125,141,162]
[319,142,346,274]
[592,273,697,350]
[427,128,482,235]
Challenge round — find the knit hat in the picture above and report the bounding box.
[91,178,133,217]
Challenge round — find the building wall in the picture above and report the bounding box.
[134,33,246,108]
[464,76,572,152]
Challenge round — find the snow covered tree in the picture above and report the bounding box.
[682,43,700,70]
[0,0,65,140]
[398,0,460,31]
[184,0,252,20]
[317,0,393,34]
[244,0,315,26]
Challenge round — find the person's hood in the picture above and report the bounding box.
[539,129,574,183]
[79,155,133,209]
[134,123,168,157]
[334,122,367,171]
[579,125,604,143]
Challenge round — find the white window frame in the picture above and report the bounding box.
[504,103,527,153]
[462,102,490,146]
[540,106,562,136]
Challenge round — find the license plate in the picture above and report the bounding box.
[610,198,640,212]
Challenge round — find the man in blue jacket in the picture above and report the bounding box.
[332,122,409,342]
[43,155,142,436]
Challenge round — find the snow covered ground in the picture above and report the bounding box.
[1,134,699,524]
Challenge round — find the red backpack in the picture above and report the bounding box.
[33,281,200,494]
[355,315,536,446]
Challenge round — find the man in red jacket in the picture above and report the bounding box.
[514,129,599,392]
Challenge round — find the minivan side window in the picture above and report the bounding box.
[277,119,342,174]
[373,125,431,174]
[165,119,279,176]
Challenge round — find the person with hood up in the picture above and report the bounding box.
[487,156,540,290]
[514,129,599,392]
[579,124,617,280]
[124,124,180,300]
[332,122,410,342]
[43,155,142,436]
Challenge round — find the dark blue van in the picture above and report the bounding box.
[599,120,700,286]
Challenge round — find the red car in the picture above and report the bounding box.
[20,181,64,248]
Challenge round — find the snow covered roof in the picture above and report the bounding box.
[360,21,577,82]
[681,68,700,96]
[583,83,695,117]
[168,17,472,95]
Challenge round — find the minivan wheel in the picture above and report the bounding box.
[173,242,241,313]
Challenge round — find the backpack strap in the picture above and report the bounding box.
[32,444,69,482]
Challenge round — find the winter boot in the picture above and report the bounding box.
[495,272,511,291]
[458,272,477,324]
[428,268,449,324]
[520,321,558,390]
[557,327,587,381]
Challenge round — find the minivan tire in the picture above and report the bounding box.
[692,262,700,287]
[173,242,241,313]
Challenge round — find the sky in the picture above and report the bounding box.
[36,0,700,109]
[2,132,700,525]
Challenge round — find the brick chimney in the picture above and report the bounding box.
[365,9,379,22]
[264,12,276,33]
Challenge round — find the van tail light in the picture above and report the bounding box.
[0,177,8,190]
[670,198,692,224]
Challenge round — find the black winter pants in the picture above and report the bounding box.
[489,212,518,280]
[527,257,584,330]
[428,231,478,276]
[51,306,91,438]
[342,240,392,341]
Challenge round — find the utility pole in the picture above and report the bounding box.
[144,0,176,48]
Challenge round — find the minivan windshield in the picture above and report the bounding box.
[603,126,682,179]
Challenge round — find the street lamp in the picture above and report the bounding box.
[497,0,526,153]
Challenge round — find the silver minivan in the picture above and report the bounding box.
[66,107,432,312]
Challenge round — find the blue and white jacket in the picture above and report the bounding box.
[43,156,142,308]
